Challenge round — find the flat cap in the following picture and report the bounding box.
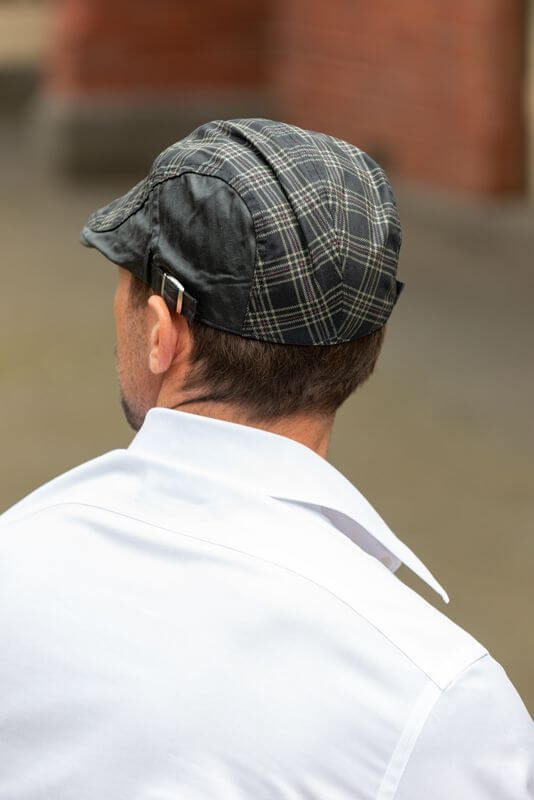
[81,118,404,345]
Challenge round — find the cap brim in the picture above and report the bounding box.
[79,184,153,281]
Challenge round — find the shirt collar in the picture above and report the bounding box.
[128,407,448,603]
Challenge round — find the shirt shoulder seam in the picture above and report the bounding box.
[377,651,491,799]
[377,681,442,799]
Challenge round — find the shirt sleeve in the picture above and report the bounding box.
[394,654,534,800]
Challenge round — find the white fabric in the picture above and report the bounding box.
[0,407,532,799]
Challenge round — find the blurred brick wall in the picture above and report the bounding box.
[273,0,526,195]
[40,0,274,173]
[46,0,270,93]
[43,0,526,194]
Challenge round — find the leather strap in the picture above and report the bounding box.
[150,264,198,324]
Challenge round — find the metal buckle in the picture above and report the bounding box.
[161,272,184,315]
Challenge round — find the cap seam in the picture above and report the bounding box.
[86,175,151,233]
[87,163,258,235]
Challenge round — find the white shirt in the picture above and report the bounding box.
[1,408,532,799]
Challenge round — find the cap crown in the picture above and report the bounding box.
[82,119,403,345]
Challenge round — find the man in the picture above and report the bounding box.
[0,118,532,798]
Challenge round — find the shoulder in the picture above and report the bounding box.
[392,653,534,799]
[0,448,129,528]
[331,556,488,690]
[256,502,490,691]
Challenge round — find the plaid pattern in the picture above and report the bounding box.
[82,118,403,345]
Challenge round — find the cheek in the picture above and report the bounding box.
[113,268,134,342]
[113,280,127,347]
[116,313,156,405]
[113,275,158,412]
[114,280,140,369]
[118,317,144,378]
[114,306,129,373]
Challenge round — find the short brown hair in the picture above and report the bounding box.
[129,276,385,423]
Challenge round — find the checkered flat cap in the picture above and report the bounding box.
[81,118,404,345]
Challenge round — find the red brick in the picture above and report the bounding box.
[46,0,270,93]
[272,0,525,194]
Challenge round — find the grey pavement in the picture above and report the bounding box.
[1,112,533,710]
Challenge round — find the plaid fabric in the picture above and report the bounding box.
[81,118,403,345]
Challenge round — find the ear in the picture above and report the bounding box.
[146,295,194,375]
[147,295,178,375]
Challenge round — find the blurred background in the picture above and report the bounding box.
[1,0,532,710]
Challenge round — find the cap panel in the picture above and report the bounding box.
[230,120,402,344]
[335,147,402,340]
[213,120,343,344]
[80,195,152,281]
[151,173,256,333]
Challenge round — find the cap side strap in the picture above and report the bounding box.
[150,264,198,324]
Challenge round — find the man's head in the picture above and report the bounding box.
[83,118,403,450]
[114,267,386,438]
